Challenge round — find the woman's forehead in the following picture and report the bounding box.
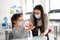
[34,9,41,14]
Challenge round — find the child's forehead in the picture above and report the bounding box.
[17,16,23,20]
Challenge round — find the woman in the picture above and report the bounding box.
[30,5,49,40]
[11,13,35,39]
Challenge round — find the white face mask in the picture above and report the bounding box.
[18,21,23,27]
[34,14,41,19]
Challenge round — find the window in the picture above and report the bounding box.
[49,0,60,13]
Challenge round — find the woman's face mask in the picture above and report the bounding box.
[34,14,41,19]
[34,9,41,19]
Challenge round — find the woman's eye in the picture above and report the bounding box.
[37,13,40,14]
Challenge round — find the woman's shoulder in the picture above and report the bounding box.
[44,14,48,16]
[44,14,48,18]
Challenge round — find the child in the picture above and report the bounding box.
[11,13,35,39]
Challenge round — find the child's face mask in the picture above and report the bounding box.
[18,21,23,27]
[16,16,24,27]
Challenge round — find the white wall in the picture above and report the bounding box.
[50,0,60,10]
[40,0,46,13]
[46,0,49,13]
[0,0,49,23]
[0,0,22,23]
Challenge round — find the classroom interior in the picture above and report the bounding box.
[0,0,60,40]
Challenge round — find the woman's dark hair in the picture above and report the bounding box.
[11,13,23,28]
[33,5,45,33]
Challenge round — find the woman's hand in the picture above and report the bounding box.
[41,32,45,36]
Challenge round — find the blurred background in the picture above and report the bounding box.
[0,0,60,40]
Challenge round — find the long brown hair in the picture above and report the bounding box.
[33,5,45,33]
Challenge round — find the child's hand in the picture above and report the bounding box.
[26,21,35,30]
